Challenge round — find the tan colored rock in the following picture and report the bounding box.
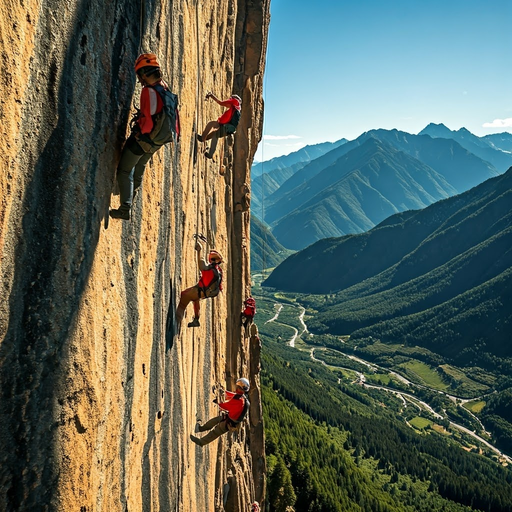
[0,0,269,510]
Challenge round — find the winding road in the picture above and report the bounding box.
[310,347,511,464]
[265,303,283,324]
[265,299,511,465]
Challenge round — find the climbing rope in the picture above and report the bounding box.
[138,0,145,54]
[194,0,203,255]
[260,52,269,281]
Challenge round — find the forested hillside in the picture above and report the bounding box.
[250,215,293,270]
[262,338,512,512]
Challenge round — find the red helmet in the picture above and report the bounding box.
[208,250,223,264]
[135,53,160,73]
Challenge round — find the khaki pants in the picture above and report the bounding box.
[196,415,229,446]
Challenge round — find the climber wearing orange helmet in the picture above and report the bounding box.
[196,92,241,160]
[190,378,250,447]
[110,53,179,220]
[176,241,224,329]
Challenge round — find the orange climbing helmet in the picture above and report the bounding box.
[135,53,160,73]
[208,250,223,264]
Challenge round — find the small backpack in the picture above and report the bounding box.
[242,297,256,319]
[225,107,241,135]
[199,263,223,298]
[149,83,180,145]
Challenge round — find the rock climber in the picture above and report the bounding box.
[110,53,179,220]
[251,502,260,512]
[175,241,223,329]
[196,92,241,160]
[241,297,256,327]
[190,378,250,447]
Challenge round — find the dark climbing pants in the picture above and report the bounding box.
[196,415,229,446]
[117,135,161,206]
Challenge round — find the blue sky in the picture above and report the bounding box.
[255,0,512,162]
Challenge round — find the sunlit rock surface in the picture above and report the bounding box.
[0,0,269,510]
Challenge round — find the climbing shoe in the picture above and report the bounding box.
[204,149,213,160]
[196,133,203,142]
[109,207,130,220]
[187,317,200,328]
[195,422,203,433]
[190,434,204,447]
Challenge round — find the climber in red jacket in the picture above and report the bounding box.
[176,241,223,329]
[196,92,241,160]
[110,53,179,221]
[190,378,250,447]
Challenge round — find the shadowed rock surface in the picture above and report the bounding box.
[0,0,269,510]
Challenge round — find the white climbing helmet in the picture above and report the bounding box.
[236,377,250,392]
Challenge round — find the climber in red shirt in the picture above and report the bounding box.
[197,92,242,160]
[190,378,250,447]
[175,241,223,329]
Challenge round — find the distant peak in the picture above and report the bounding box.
[418,122,452,137]
[422,122,449,130]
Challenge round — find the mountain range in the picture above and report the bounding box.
[263,166,512,367]
[251,139,347,215]
[420,123,512,169]
[251,139,347,178]
[252,125,512,252]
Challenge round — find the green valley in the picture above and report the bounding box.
[253,276,512,511]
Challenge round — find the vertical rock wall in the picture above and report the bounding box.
[0,0,269,510]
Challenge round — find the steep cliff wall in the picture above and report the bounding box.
[0,0,269,510]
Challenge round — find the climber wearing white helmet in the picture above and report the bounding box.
[190,378,250,447]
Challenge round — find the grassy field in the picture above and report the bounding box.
[464,400,486,414]
[439,364,490,396]
[366,373,392,386]
[399,361,449,391]
[409,417,432,430]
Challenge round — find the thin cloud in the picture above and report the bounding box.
[482,118,512,128]
[263,134,301,140]
[266,142,305,148]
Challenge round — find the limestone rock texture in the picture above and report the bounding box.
[0,0,269,510]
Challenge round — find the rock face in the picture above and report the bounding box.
[0,0,269,510]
